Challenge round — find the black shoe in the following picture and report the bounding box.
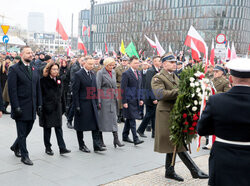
[94,146,107,152]
[134,139,144,145]
[21,157,33,166]
[123,137,133,143]
[79,145,90,153]
[10,146,21,158]
[60,148,71,155]
[67,122,74,129]
[137,130,147,138]
[165,168,184,182]
[45,149,54,156]
[191,171,209,179]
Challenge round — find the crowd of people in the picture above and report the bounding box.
[1,45,249,185]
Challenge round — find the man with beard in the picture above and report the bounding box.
[8,46,42,165]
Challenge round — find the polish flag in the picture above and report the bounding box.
[78,37,87,55]
[191,39,201,61]
[56,19,68,40]
[226,41,231,60]
[144,35,156,49]
[105,42,108,54]
[184,25,208,71]
[82,24,87,36]
[210,39,215,66]
[66,45,75,57]
[154,34,165,56]
[230,42,237,60]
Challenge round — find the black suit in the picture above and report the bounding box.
[121,68,143,141]
[72,68,102,149]
[8,61,42,158]
[198,86,250,186]
[137,65,159,135]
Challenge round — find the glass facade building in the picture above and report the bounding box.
[87,0,250,54]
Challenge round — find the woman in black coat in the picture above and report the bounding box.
[40,61,71,156]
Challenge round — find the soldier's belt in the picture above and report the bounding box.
[216,137,250,146]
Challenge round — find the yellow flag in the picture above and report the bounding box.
[120,40,126,55]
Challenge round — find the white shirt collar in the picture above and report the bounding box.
[131,67,136,72]
[83,67,89,73]
[234,84,250,88]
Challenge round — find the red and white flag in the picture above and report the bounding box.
[105,42,108,54]
[190,39,201,61]
[66,45,75,57]
[230,42,237,60]
[82,24,87,36]
[144,35,156,49]
[56,19,68,40]
[226,41,231,60]
[210,39,215,66]
[154,34,165,56]
[78,37,87,55]
[184,25,208,71]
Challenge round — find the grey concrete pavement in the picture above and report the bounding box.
[0,110,208,186]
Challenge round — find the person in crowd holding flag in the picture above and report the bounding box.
[8,46,42,165]
[198,58,250,186]
[39,62,71,156]
[121,56,144,145]
[115,56,129,123]
[96,57,125,148]
[72,56,106,153]
[151,53,208,182]
[137,56,162,138]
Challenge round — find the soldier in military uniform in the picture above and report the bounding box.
[92,56,103,74]
[115,56,129,123]
[212,65,231,93]
[206,65,214,80]
[198,58,250,186]
[151,53,208,182]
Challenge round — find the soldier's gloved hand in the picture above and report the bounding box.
[76,107,81,115]
[14,107,22,118]
[37,106,42,117]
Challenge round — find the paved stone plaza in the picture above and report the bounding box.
[0,111,208,186]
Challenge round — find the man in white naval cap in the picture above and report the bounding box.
[198,58,250,186]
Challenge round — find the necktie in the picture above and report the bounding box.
[26,66,32,77]
[87,71,92,79]
[134,70,138,80]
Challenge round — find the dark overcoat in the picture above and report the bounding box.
[198,86,250,186]
[8,61,42,121]
[144,65,158,106]
[121,68,143,119]
[72,68,99,131]
[39,76,64,128]
[0,82,3,111]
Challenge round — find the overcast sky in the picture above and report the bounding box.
[0,0,117,36]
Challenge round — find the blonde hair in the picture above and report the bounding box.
[103,57,115,66]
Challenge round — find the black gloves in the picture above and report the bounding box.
[37,106,42,117]
[76,107,81,115]
[14,107,22,118]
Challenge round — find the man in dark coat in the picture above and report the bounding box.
[137,56,161,138]
[198,58,250,186]
[72,56,106,153]
[8,46,42,165]
[121,56,144,145]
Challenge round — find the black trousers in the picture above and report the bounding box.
[11,120,34,158]
[137,104,156,134]
[76,130,101,149]
[122,119,138,141]
[43,127,66,150]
